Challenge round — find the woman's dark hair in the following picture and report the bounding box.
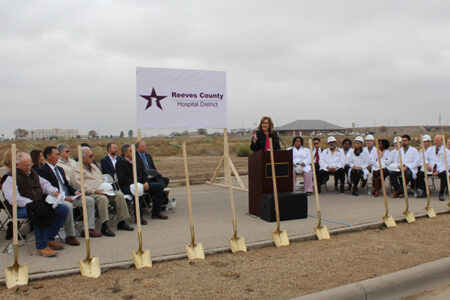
[30,149,43,167]
[379,139,390,150]
[292,136,304,146]
[342,138,352,147]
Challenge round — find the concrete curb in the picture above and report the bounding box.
[1,209,448,284]
[292,257,450,300]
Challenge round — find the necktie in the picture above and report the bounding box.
[314,150,319,163]
[140,153,150,170]
[55,167,69,195]
[436,147,439,155]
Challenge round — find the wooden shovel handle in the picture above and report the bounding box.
[131,144,142,234]
[396,140,409,212]
[375,138,389,217]
[223,128,237,222]
[78,146,91,258]
[308,139,322,227]
[420,136,432,208]
[269,138,281,232]
[442,135,450,200]
[182,144,194,227]
[11,144,19,264]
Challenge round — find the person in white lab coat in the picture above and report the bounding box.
[342,138,353,190]
[415,135,433,198]
[371,139,390,197]
[347,136,369,196]
[288,136,313,194]
[429,135,450,201]
[318,136,346,194]
[363,135,377,188]
[388,135,420,198]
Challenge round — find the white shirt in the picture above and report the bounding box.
[289,146,312,173]
[312,148,322,164]
[390,146,420,178]
[319,148,346,171]
[342,148,352,165]
[428,145,450,173]
[373,149,390,170]
[2,173,58,208]
[46,162,64,192]
[347,148,369,169]
[364,146,378,167]
[108,154,117,168]
[57,157,77,186]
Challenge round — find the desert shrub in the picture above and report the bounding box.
[235,144,251,157]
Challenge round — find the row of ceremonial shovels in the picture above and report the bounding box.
[5,134,450,288]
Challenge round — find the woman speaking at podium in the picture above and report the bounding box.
[250,116,281,152]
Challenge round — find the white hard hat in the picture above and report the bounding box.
[355,136,364,143]
[365,135,374,141]
[295,164,304,174]
[388,163,400,172]
[130,183,144,197]
[45,194,57,204]
[327,136,337,143]
[393,136,401,143]
[422,135,431,142]
[99,182,115,196]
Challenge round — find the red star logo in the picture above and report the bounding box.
[140,88,167,110]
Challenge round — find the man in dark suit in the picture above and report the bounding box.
[39,146,102,245]
[135,140,169,187]
[116,143,167,220]
[100,142,118,178]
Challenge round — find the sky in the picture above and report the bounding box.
[1,0,450,137]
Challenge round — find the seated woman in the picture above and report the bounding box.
[347,136,369,196]
[288,136,313,195]
[250,116,280,152]
[371,139,390,197]
[30,149,44,172]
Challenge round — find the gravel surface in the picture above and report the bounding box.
[1,214,449,299]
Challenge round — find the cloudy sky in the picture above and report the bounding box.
[1,0,449,137]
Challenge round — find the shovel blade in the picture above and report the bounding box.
[314,225,331,240]
[132,250,152,269]
[228,236,247,253]
[79,257,101,278]
[5,264,28,289]
[272,230,289,247]
[383,215,397,228]
[185,243,205,260]
[404,211,416,223]
[425,207,436,218]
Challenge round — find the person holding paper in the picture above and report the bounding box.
[39,146,102,245]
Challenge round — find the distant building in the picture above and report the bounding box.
[28,129,79,140]
[276,120,345,136]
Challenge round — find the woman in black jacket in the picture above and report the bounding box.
[250,116,281,152]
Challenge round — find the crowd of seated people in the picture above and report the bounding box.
[0,140,170,257]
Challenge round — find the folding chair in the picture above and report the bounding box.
[104,174,120,190]
[0,191,34,255]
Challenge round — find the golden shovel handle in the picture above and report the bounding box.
[232,219,238,239]
[137,231,143,253]
[395,140,410,214]
[190,225,196,247]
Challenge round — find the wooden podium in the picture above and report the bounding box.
[248,150,293,216]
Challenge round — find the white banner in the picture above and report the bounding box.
[136,67,227,129]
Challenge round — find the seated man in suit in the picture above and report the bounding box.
[73,147,133,237]
[39,146,102,245]
[317,136,346,194]
[135,140,169,187]
[100,142,118,178]
[116,144,167,221]
[2,152,69,257]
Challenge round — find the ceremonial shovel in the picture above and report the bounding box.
[375,138,396,227]
[420,136,436,218]
[396,141,415,223]
[223,129,246,253]
[308,139,330,240]
[442,135,450,207]
[78,146,101,278]
[182,143,205,260]
[4,144,29,289]
[269,138,289,247]
[131,144,152,268]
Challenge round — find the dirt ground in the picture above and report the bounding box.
[1,214,449,299]
[155,155,248,181]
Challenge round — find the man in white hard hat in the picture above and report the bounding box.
[388,135,420,198]
[73,147,133,237]
[318,136,346,193]
[415,135,433,198]
[364,135,377,186]
[347,136,369,195]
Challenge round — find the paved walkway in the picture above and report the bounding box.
[0,177,449,280]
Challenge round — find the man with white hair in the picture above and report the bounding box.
[2,152,70,257]
[318,136,346,194]
[73,147,133,237]
[429,135,449,201]
[56,143,77,186]
[388,135,420,198]
[415,135,433,198]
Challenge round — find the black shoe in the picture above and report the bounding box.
[352,188,359,196]
[334,185,338,191]
[101,225,115,237]
[361,179,367,188]
[117,221,134,231]
[340,185,345,194]
[5,222,12,240]
[439,192,445,201]
[416,189,425,198]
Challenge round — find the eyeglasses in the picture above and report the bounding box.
[89,154,94,158]
[313,142,319,145]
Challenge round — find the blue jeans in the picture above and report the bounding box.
[18,204,70,250]
[389,169,413,194]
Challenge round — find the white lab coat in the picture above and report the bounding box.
[389,146,420,179]
[319,148,346,171]
[364,146,378,168]
[428,145,450,173]
[372,149,390,171]
[288,146,312,173]
[347,148,370,179]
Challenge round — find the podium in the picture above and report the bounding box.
[248,150,293,216]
